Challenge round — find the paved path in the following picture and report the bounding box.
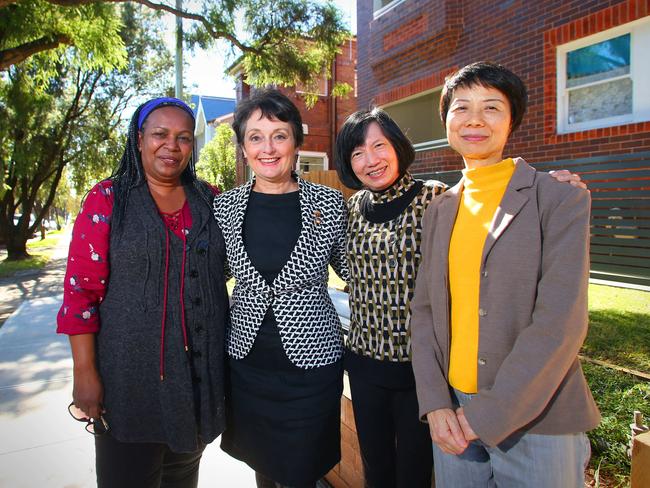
[0,235,67,326]
[0,234,256,487]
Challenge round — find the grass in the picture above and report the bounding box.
[0,230,64,278]
[584,363,650,487]
[0,253,51,277]
[583,284,650,486]
[26,229,64,249]
[585,284,650,373]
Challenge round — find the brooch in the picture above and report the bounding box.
[313,210,322,225]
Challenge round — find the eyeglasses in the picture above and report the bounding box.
[68,402,110,436]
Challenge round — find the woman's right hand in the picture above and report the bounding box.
[72,366,104,419]
[426,408,469,455]
[68,333,103,419]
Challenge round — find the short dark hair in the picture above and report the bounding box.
[232,88,304,147]
[335,108,415,190]
[439,61,528,133]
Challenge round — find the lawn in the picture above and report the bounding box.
[583,284,650,486]
[585,284,650,373]
[0,230,65,278]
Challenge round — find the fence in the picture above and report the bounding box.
[300,170,358,201]
[417,151,650,288]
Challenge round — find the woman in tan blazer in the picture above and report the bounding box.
[410,62,600,487]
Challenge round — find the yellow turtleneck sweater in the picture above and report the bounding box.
[448,158,515,393]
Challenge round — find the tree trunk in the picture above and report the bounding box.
[4,228,31,261]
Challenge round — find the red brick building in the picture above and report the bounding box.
[358,0,650,174]
[232,38,357,184]
[356,0,650,287]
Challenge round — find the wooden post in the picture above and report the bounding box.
[631,431,650,488]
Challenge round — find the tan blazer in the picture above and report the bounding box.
[411,158,600,447]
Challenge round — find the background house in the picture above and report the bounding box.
[191,94,236,157]
[357,0,650,287]
[231,38,358,185]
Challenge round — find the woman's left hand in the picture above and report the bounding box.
[549,170,587,189]
[455,407,479,442]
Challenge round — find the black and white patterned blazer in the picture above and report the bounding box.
[213,176,349,369]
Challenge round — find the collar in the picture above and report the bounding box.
[369,172,415,204]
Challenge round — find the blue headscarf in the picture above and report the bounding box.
[137,97,195,130]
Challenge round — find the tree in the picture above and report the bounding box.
[0,4,173,260]
[0,0,126,75]
[196,123,237,192]
[1,0,351,96]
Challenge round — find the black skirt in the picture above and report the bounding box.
[221,318,343,486]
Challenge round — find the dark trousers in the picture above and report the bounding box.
[348,374,433,488]
[255,471,316,488]
[95,433,205,488]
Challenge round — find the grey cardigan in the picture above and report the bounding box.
[98,182,229,453]
[410,158,600,447]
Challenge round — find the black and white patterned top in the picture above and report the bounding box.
[346,172,446,361]
[213,175,349,369]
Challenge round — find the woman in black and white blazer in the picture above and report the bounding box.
[213,89,349,488]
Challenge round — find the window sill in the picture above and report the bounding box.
[373,0,406,20]
[413,139,449,152]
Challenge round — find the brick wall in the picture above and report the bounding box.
[357,0,650,174]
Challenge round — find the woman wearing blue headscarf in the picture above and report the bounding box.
[57,98,230,488]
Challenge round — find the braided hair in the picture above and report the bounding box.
[109,100,213,235]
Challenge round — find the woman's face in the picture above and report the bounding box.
[138,106,194,184]
[350,122,400,192]
[242,109,298,186]
[445,84,512,169]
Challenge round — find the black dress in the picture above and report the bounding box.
[221,190,342,486]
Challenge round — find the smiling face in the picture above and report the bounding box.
[241,109,299,189]
[445,84,512,169]
[350,122,400,192]
[138,106,194,185]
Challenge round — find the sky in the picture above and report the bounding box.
[171,0,357,99]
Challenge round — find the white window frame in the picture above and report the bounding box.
[297,151,329,172]
[381,88,449,152]
[373,0,406,19]
[556,17,650,134]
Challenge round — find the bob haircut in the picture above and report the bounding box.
[335,108,415,190]
[232,88,304,148]
[439,61,528,134]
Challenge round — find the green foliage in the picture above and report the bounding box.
[0,0,126,77]
[187,0,351,106]
[196,123,237,192]
[3,0,351,109]
[584,362,650,486]
[0,4,172,260]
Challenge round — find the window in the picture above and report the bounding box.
[373,0,406,18]
[557,18,650,133]
[382,89,448,152]
[297,151,328,173]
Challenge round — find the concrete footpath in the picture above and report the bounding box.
[0,234,255,487]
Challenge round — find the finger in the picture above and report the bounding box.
[435,425,465,455]
[457,413,477,441]
[446,414,469,449]
[570,180,587,189]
